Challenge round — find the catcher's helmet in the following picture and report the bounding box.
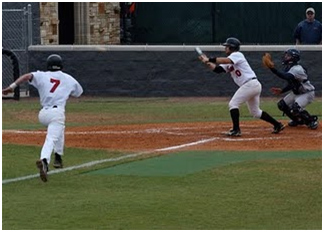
[222,37,241,51]
[282,49,300,65]
[47,54,63,71]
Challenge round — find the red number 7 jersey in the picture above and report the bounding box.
[30,70,83,108]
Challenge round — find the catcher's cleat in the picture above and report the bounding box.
[226,129,241,137]
[288,120,304,127]
[36,158,48,182]
[308,120,318,130]
[272,123,285,134]
[288,120,299,127]
[53,153,63,168]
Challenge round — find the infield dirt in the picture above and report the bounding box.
[3,120,321,152]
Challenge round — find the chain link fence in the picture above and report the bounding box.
[2,5,32,98]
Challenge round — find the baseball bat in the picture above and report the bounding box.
[195,47,203,56]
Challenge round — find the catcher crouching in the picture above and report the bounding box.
[262,49,318,129]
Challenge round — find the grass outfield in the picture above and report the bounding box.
[2,97,322,229]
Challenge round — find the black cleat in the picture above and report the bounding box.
[288,120,304,127]
[308,120,318,130]
[288,120,299,127]
[36,158,48,182]
[272,123,285,134]
[53,153,63,168]
[226,129,241,137]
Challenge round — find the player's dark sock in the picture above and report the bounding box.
[260,111,280,126]
[230,108,240,130]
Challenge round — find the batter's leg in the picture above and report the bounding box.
[247,95,284,134]
[229,108,240,131]
[228,87,248,133]
[260,111,284,134]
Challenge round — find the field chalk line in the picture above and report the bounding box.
[2,137,217,185]
[3,125,310,185]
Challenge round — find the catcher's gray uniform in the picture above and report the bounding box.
[269,48,318,129]
[283,64,315,109]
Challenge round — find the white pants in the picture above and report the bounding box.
[38,106,65,164]
[229,79,263,118]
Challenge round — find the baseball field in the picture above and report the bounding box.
[2,97,322,230]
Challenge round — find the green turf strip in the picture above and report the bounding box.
[89,150,321,176]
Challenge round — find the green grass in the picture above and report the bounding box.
[3,97,322,129]
[2,97,322,229]
[2,146,322,229]
[89,150,322,176]
[2,144,124,179]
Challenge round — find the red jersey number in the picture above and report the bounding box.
[228,66,242,77]
[235,70,242,77]
[50,78,60,93]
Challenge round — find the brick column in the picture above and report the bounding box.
[39,2,59,45]
[89,2,120,44]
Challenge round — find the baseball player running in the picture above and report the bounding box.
[198,37,285,136]
[262,49,318,129]
[3,54,83,182]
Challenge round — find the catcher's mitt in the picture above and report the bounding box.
[262,53,274,69]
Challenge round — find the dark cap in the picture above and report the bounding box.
[222,37,241,51]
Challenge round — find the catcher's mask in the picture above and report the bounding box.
[282,49,300,65]
[47,54,63,71]
[222,37,241,51]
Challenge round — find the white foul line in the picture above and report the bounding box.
[2,137,217,185]
[1,132,301,185]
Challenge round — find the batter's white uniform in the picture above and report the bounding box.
[30,70,83,164]
[220,51,263,118]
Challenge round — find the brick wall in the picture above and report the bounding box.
[89,2,120,44]
[39,2,120,45]
[39,2,58,45]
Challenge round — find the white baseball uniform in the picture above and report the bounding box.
[220,51,263,118]
[30,70,83,164]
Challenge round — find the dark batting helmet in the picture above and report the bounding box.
[222,37,241,51]
[282,49,300,65]
[47,54,63,71]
